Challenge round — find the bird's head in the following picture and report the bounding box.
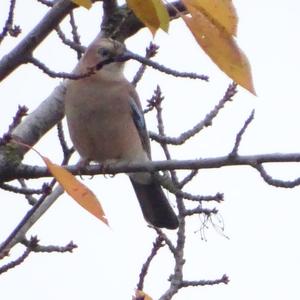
[78,38,127,79]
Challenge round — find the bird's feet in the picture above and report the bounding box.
[99,159,118,178]
[76,158,91,179]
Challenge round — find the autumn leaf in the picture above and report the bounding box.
[182,0,238,36]
[71,0,92,9]
[152,0,169,32]
[43,157,108,226]
[134,290,153,300]
[126,0,169,35]
[182,4,255,94]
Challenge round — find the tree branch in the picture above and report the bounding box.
[3,153,300,186]
[136,236,165,291]
[0,185,64,258]
[0,0,17,44]
[150,83,237,145]
[0,0,78,81]
[230,109,255,157]
[179,274,229,288]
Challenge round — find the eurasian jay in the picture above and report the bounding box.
[64,37,179,229]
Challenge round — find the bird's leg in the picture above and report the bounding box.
[99,159,119,178]
[76,158,91,179]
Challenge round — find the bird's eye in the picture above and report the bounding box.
[98,48,110,57]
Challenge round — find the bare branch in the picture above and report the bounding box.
[0,237,37,274]
[0,0,77,81]
[132,43,159,87]
[36,0,53,7]
[102,0,117,16]
[178,191,223,202]
[11,83,66,150]
[8,105,29,133]
[56,121,74,160]
[69,11,83,59]
[0,236,76,275]
[0,0,183,81]
[179,274,229,288]
[137,236,165,291]
[179,170,198,188]
[21,238,77,253]
[183,207,218,217]
[0,185,64,258]
[254,164,300,188]
[0,105,28,146]
[159,195,186,300]
[28,56,81,79]
[123,51,209,81]
[151,86,178,184]
[153,228,176,256]
[230,110,255,157]
[8,153,300,187]
[150,83,237,145]
[55,26,85,55]
[0,0,18,44]
[0,182,45,195]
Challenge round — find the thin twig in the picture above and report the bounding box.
[57,121,73,160]
[0,0,18,44]
[69,11,83,59]
[28,56,89,79]
[0,182,45,196]
[152,89,187,299]
[8,105,28,133]
[0,236,38,274]
[150,83,238,145]
[28,55,116,80]
[183,207,218,217]
[36,0,53,7]
[179,274,229,287]
[0,186,64,258]
[254,163,300,188]
[0,0,78,82]
[21,238,77,253]
[230,110,255,157]
[153,228,176,256]
[137,236,164,291]
[120,51,209,81]
[0,247,31,274]
[132,43,159,87]
[153,86,179,183]
[179,170,198,188]
[0,105,28,146]
[55,26,85,55]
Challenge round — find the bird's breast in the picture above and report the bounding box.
[65,80,145,163]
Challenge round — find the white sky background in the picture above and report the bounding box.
[1,1,300,299]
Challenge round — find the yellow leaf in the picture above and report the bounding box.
[182,5,255,94]
[126,0,169,35]
[134,290,153,300]
[43,157,108,226]
[71,0,92,9]
[152,0,169,32]
[182,0,237,36]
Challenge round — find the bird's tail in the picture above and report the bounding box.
[130,176,179,229]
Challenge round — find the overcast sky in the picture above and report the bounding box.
[1,1,300,299]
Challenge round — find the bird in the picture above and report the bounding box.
[64,37,179,229]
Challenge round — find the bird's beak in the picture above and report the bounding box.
[94,50,134,71]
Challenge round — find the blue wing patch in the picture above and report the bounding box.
[129,98,150,156]
[129,98,146,133]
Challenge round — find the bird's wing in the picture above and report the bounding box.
[128,96,151,158]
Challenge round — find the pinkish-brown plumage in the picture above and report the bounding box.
[65,38,178,229]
